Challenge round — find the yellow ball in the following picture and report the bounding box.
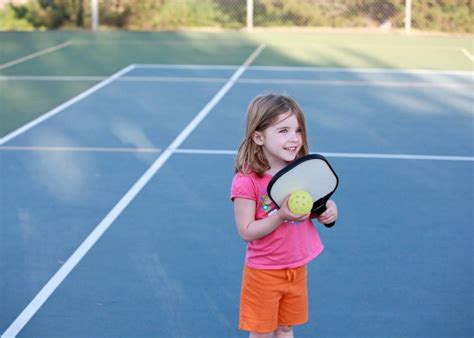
[288,191,313,215]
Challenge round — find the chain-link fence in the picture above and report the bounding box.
[1,0,472,33]
[250,0,471,34]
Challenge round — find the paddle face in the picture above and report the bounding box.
[267,154,339,227]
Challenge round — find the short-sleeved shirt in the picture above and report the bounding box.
[231,171,324,270]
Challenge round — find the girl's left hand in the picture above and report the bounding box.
[315,200,338,225]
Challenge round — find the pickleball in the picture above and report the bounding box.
[288,190,313,215]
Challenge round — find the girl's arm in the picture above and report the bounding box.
[234,196,309,242]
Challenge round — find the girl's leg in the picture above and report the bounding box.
[274,325,293,338]
[250,331,274,338]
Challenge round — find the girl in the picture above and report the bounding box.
[230,94,338,338]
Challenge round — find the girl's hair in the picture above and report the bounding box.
[235,93,309,176]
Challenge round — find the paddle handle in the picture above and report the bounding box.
[313,203,336,228]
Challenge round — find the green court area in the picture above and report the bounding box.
[0,30,472,137]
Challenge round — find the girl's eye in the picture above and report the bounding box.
[279,129,288,133]
[296,128,302,133]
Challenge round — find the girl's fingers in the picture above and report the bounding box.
[320,208,334,218]
[319,211,331,219]
[299,213,311,221]
[319,213,335,223]
[290,213,309,222]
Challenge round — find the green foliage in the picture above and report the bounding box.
[215,0,246,28]
[352,0,404,24]
[0,5,36,30]
[255,0,311,26]
[252,0,471,32]
[4,0,87,29]
[127,0,220,29]
[254,0,406,27]
[411,0,474,33]
[99,0,131,28]
[0,0,472,33]
[151,0,218,28]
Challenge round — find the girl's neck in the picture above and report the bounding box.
[265,164,288,176]
[265,156,291,176]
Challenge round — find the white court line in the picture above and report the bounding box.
[2,62,469,76]
[238,78,470,88]
[1,146,472,161]
[1,75,470,88]
[0,75,227,83]
[0,65,136,145]
[0,145,162,153]
[0,75,105,81]
[71,39,257,46]
[134,64,238,70]
[173,148,237,155]
[174,149,474,162]
[0,41,73,71]
[0,44,266,338]
[248,66,473,76]
[133,64,473,76]
[460,48,474,62]
[120,76,227,83]
[321,152,474,161]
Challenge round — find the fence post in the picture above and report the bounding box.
[91,0,98,31]
[405,0,412,34]
[247,0,253,32]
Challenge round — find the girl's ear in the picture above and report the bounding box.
[252,131,264,146]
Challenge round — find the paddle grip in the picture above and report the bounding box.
[312,203,336,228]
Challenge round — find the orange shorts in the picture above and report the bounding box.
[239,264,308,333]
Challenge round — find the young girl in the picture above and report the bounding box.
[230,94,338,338]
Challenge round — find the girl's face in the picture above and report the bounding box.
[253,112,303,172]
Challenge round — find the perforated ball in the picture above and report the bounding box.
[288,191,313,215]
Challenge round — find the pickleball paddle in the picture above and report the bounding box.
[267,154,339,227]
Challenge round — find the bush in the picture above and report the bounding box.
[6,0,88,30]
[0,5,36,30]
[253,0,405,28]
[99,1,131,28]
[124,0,230,30]
[412,0,474,33]
[1,0,472,33]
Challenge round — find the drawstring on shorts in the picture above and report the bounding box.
[286,268,297,282]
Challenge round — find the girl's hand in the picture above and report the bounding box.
[276,195,311,223]
[315,200,338,225]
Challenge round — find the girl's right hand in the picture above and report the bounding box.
[276,195,311,223]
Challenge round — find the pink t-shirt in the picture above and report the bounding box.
[230,171,324,270]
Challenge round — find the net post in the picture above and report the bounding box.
[91,0,99,31]
[247,0,253,32]
[405,0,412,34]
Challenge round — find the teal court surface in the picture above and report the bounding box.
[1,57,473,337]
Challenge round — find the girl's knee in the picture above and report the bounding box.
[275,325,293,338]
[249,332,273,338]
[277,325,292,332]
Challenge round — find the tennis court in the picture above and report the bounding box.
[0,32,473,337]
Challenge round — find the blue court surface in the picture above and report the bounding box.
[1,64,473,338]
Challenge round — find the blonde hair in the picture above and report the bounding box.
[235,93,309,176]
